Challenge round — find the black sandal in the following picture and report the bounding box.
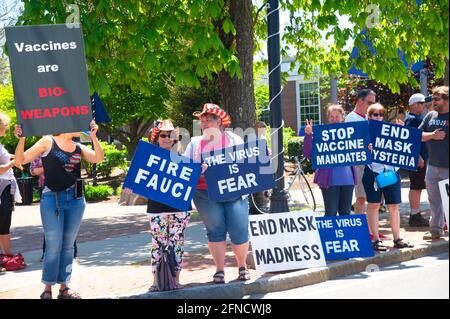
[372,240,388,252]
[237,267,250,281]
[393,238,414,249]
[40,290,52,299]
[213,270,225,284]
[57,287,81,299]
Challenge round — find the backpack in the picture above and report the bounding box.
[1,253,26,271]
[156,246,177,291]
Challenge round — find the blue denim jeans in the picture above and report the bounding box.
[40,187,85,285]
[193,190,249,245]
[321,185,354,216]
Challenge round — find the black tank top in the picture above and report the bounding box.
[42,138,82,192]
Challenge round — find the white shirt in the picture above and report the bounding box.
[0,144,22,203]
[0,144,14,180]
[345,111,367,122]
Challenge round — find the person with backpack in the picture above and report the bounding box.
[14,120,104,299]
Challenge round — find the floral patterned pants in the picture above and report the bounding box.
[148,212,190,273]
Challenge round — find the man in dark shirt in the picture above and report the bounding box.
[420,86,449,239]
[405,94,429,227]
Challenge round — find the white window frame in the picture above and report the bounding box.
[296,79,321,131]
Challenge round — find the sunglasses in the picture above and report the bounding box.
[432,97,443,101]
[159,134,173,139]
[371,113,384,117]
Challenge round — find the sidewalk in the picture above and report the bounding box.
[1,181,448,299]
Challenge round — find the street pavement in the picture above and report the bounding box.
[247,253,449,299]
[0,181,448,299]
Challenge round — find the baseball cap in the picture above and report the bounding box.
[408,93,426,105]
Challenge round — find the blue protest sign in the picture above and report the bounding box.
[202,139,275,202]
[123,141,201,211]
[316,215,374,260]
[312,121,372,169]
[369,120,422,171]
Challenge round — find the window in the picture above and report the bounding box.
[297,81,320,130]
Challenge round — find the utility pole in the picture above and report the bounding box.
[267,0,289,213]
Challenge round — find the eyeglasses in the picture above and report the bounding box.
[159,134,172,139]
[371,113,384,117]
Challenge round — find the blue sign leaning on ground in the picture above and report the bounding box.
[369,120,422,171]
[316,215,374,260]
[202,139,275,202]
[123,141,202,211]
[312,121,372,169]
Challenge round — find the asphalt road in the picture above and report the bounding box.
[247,253,449,299]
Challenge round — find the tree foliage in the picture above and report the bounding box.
[16,0,239,95]
[0,84,38,152]
[279,0,449,92]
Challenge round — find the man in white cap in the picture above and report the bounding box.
[404,93,430,227]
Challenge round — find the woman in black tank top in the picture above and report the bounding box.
[14,120,104,299]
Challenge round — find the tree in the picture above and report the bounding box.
[165,77,221,135]
[100,83,168,157]
[281,0,449,92]
[0,84,38,152]
[15,1,250,120]
[13,0,449,138]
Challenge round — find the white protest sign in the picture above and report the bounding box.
[249,211,326,272]
[438,179,449,224]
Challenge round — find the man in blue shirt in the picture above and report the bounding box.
[405,93,429,227]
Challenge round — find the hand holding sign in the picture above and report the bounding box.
[305,119,313,136]
[14,124,24,140]
[432,129,446,141]
[89,119,98,138]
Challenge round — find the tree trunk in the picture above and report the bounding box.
[218,0,256,131]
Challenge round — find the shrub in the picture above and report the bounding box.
[285,136,313,174]
[84,184,114,202]
[82,141,127,178]
[115,185,122,196]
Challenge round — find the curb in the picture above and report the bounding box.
[106,240,448,299]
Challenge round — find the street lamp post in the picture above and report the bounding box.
[267,0,289,213]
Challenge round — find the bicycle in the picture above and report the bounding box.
[250,156,316,214]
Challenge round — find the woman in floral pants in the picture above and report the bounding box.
[125,120,190,291]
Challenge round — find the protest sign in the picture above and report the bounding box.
[316,215,374,260]
[369,120,422,171]
[249,211,326,272]
[123,141,201,211]
[202,139,275,202]
[5,24,91,136]
[311,121,372,169]
[439,179,449,224]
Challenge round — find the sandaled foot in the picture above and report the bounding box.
[213,270,225,284]
[372,240,388,252]
[237,267,250,281]
[40,290,52,299]
[393,238,414,249]
[148,285,159,292]
[57,287,81,299]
